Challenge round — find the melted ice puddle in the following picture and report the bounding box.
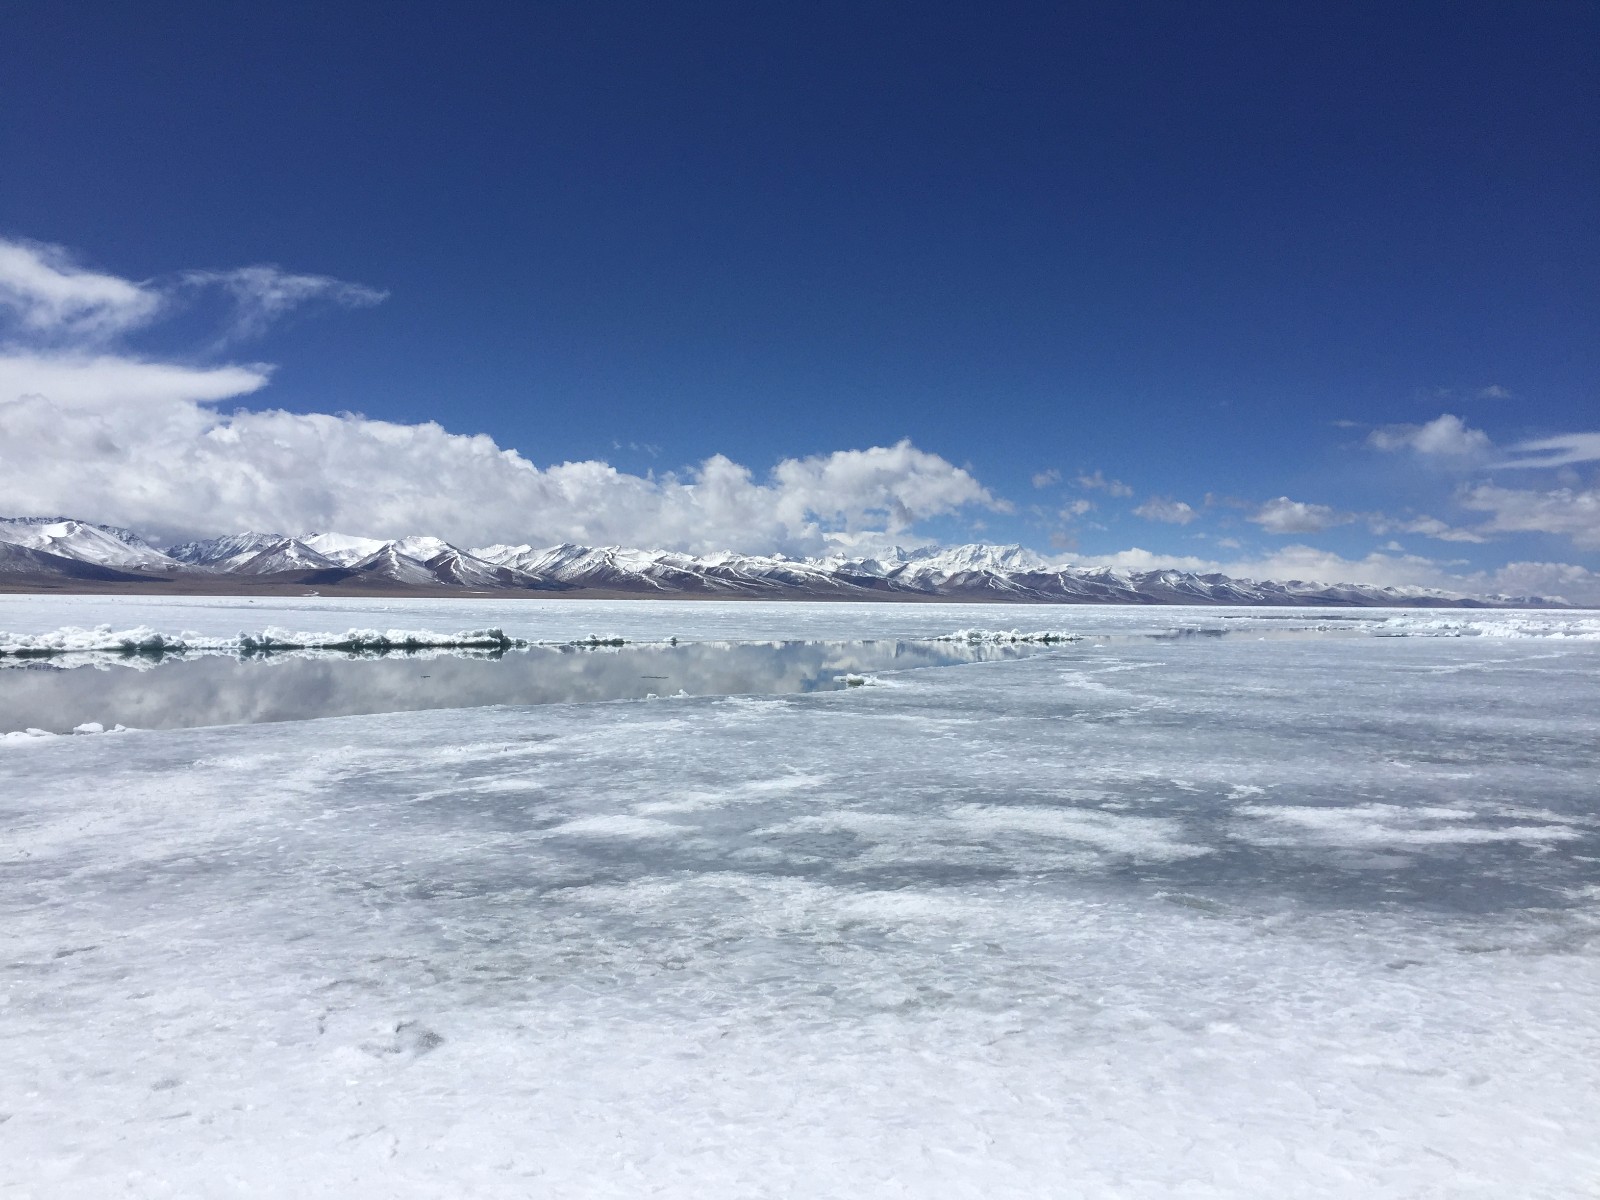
[0,639,1045,733]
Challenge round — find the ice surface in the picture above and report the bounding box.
[3,594,1598,656]
[1370,613,1600,639]
[934,626,1080,643]
[0,639,1040,734]
[0,622,522,657]
[2,601,1599,1196]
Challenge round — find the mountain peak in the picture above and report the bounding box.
[0,520,1559,608]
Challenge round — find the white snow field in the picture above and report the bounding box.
[2,599,1599,1198]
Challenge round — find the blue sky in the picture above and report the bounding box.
[1,1,1597,597]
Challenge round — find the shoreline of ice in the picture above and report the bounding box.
[0,623,526,658]
[2,598,1597,661]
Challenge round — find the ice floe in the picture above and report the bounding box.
[0,622,525,657]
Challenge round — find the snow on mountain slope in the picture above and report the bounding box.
[272,536,1550,605]
[296,534,528,588]
[301,532,391,565]
[346,544,441,587]
[421,546,544,590]
[392,535,455,561]
[902,543,1056,575]
[0,518,177,572]
[168,532,287,566]
[231,541,343,574]
[0,516,1566,606]
[0,540,164,583]
[167,532,340,573]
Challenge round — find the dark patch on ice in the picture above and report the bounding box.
[361,1021,445,1059]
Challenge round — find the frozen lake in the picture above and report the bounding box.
[0,639,1046,734]
[2,599,1598,1197]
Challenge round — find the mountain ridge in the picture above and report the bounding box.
[0,518,1574,607]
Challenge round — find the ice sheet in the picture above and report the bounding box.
[3,593,1597,655]
[3,621,1599,1196]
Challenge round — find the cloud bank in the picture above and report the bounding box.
[0,237,999,552]
[1071,544,1598,603]
[0,382,996,551]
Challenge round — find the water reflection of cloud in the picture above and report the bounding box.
[0,640,1041,734]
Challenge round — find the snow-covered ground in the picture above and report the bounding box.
[3,600,1599,1197]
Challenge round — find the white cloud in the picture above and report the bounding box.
[1480,560,1600,602]
[180,266,388,345]
[1460,483,1600,550]
[1476,385,1514,401]
[0,364,998,549]
[0,236,1001,551]
[1075,470,1133,497]
[0,236,386,351]
[1065,544,1600,603]
[1368,413,1492,458]
[1359,407,1600,548]
[0,239,162,340]
[1228,544,1458,589]
[1493,433,1600,471]
[1060,498,1094,517]
[1249,496,1348,535]
[1132,496,1196,525]
[1069,543,1453,591]
[1030,468,1061,488]
[1366,513,1487,544]
[0,352,271,408]
[0,236,998,553]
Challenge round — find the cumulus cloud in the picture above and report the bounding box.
[1368,413,1492,458]
[1481,560,1600,602]
[1366,513,1487,544]
[1132,496,1196,525]
[1075,470,1133,497]
[0,238,999,549]
[1367,410,1600,502]
[0,235,1003,551]
[0,368,999,549]
[1249,496,1349,535]
[1030,468,1061,489]
[1066,544,1600,603]
[1460,484,1600,550]
[1071,545,1438,588]
[1360,405,1600,548]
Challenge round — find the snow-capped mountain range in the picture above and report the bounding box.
[0,515,1571,607]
